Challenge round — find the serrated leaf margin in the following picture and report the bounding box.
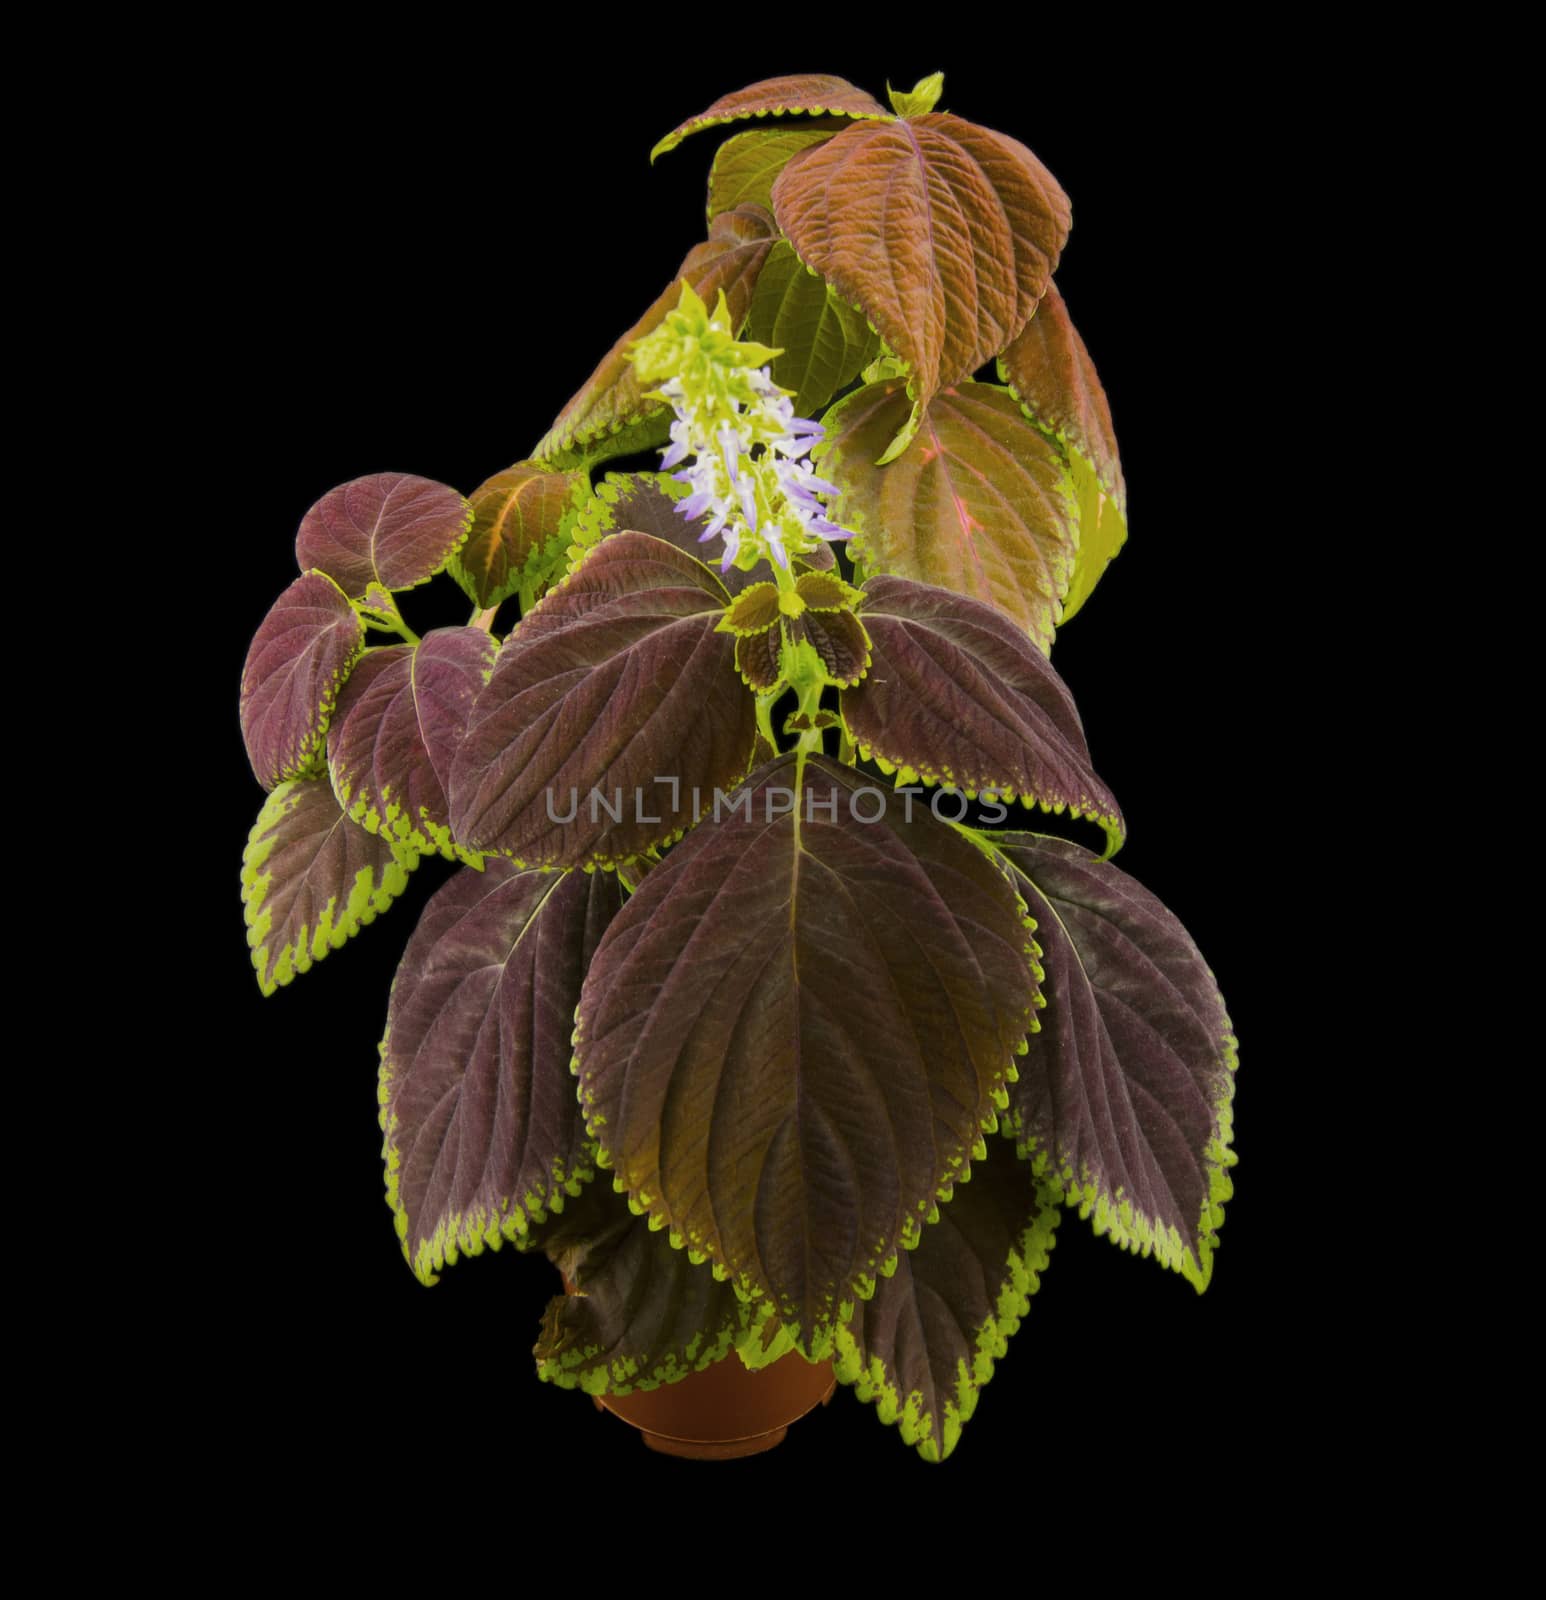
[240,779,417,995]
[568,749,1048,1357]
[996,844,1240,1290]
[377,1016,601,1287]
[832,1173,1060,1462]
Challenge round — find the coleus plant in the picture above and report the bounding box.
[237,70,1238,1463]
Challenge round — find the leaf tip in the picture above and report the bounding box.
[886,71,944,118]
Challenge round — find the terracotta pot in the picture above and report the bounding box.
[560,1273,834,1457]
[593,1346,837,1460]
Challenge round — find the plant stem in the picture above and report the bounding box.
[794,678,825,754]
[365,613,420,645]
[471,605,500,633]
[755,691,779,753]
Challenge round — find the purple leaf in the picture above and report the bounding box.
[1000,283,1125,516]
[379,860,626,1284]
[325,628,495,862]
[994,834,1238,1288]
[773,115,1069,423]
[571,473,762,596]
[449,461,586,611]
[294,472,472,599]
[575,753,1041,1349]
[533,1182,756,1394]
[836,1141,1058,1461]
[651,74,890,160]
[572,473,833,594]
[815,379,1077,649]
[449,533,757,868]
[535,207,776,464]
[241,777,417,995]
[734,625,784,691]
[413,628,500,794]
[844,574,1124,854]
[240,570,365,790]
[729,575,872,691]
[999,283,1128,622]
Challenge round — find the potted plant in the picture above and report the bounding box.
[236,70,1238,1463]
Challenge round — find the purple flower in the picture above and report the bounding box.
[649,356,853,574]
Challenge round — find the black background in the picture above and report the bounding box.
[193,40,1316,1508]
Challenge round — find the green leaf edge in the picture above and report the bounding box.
[377,499,474,598]
[533,241,775,465]
[817,381,1083,645]
[446,471,590,612]
[733,617,873,695]
[536,1313,743,1398]
[840,717,1125,859]
[1004,1052,1239,1292]
[994,838,1240,1290]
[564,470,692,569]
[327,644,494,868]
[651,102,894,163]
[996,353,1124,509]
[784,621,872,691]
[508,1162,604,1256]
[258,568,367,787]
[332,768,484,869]
[537,1289,806,1398]
[320,502,474,602]
[832,1172,1060,1462]
[567,749,1048,1356]
[477,521,757,873]
[240,779,418,996]
[536,1270,773,1399]
[378,1023,600,1287]
[534,406,674,472]
[530,1145,791,1396]
[568,1004,1043,1363]
[717,581,782,637]
[1058,450,1126,624]
[996,356,1129,625]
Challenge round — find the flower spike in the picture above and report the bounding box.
[629,284,855,578]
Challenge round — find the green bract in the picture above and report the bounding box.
[238,69,1239,1464]
[629,281,781,397]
